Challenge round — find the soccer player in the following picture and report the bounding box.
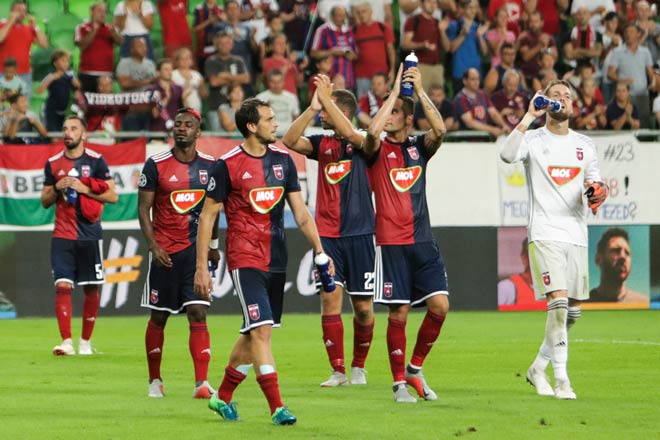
[282,74,376,387]
[137,108,219,399]
[500,80,609,399]
[41,115,118,356]
[363,65,449,403]
[194,98,331,425]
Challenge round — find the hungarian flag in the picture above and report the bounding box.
[0,139,146,226]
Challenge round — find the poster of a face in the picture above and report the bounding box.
[650,226,660,309]
[586,225,650,309]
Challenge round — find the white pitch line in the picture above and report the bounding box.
[573,338,660,347]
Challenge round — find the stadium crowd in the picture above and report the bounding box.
[1,0,660,142]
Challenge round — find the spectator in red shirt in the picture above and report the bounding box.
[356,71,389,128]
[454,68,509,137]
[192,0,225,71]
[574,76,607,130]
[262,34,304,97]
[487,0,523,36]
[75,2,124,93]
[402,0,445,92]
[490,69,530,130]
[517,11,558,85]
[157,0,193,59]
[308,54,333,102]
[524,0,562,36]
[352,1,396,99]
[0,1,48,101]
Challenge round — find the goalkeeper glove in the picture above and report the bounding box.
[584,181,608,214]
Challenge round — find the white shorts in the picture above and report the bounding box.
[528,240,589,301]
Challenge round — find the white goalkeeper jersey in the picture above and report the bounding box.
[509,126,601,246]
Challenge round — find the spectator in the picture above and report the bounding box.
[192,0,225,70]
[113,0,155,60]
[635,0,660,63]
[75,2,124,93]
[414,83,457,131]
[116,37,157,132]
[570,0,615,34]
[236,0,280,46]
[600,11,623,104]
[653,72,660,127]
[563,7,603,78]
[607,23,655,128]
[397,0,421,42]
[0,57,26,113]
[453,68,509,137]
[148,59,184,132]
[172,47,207,113]
[0,1,48,101]
[262,34,304,96]
[310,5,358,90]
[308,54,333,100]
[484,42,526,96]
[279,0,314,54]
[259,12,285,60]
[402,0,446,92]
[606,81,640,129]
[353,1,396,98]
[86,75,122,133]
[485,8,517,68]
[517,11,558,86]
[351,0,393,30]
[1,94,48,144]
[356,72,389,128]
[218,83,244,133]
[524,0,561,36]
[616,0,636,25]
[157,0,193,59]
[255,69,300,134]
[444,0,490,94]
[487,0,523,36]
[531,49,558,92]
[37,50,81,132]
[563,63,604,102]
[574,77,607,130]
[204,32,250,131]
[218,0,258,78]
[490,69,530,130]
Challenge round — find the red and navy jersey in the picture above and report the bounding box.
[367,135,434,245]
[307,134,374,238]
[139,149,216,254]
[207,145,301,273]
[44,148,111,241]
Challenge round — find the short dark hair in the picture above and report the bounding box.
[331,89,357,118]
[51,49,69,66]
[235,98,270,138]
[64,114,87,129]
[8,93,24,105]
[267,69,284,81]
[597,228,629,255]
[156,58,172,71]
[400,95,414,117]
[3,57,17,68]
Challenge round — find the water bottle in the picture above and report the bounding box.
[314,252,336,292]
[401,51,418,97]
[533,95,562,113]
[208,260,218,279]
[66,168,79,204]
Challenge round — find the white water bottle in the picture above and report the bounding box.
[66,168,79,204]
[401,51,418,97]
[314,252,336,293]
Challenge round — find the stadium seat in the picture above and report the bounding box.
[46,13,82,36]
[31,47,55,81]
[67,0,93,20]
[28,0,64,22]
[30,82,47,117]
[0,0,14,15]
[49,29,76,52]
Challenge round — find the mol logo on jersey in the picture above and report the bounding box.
[324,160,352,184]
[389,166,422,192]
[547,166,581,186]
[170,189,206,214]
[249,187,285,214]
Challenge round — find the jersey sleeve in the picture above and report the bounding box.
[138,158,159,192]
[306,134,323,160]
[583,138,602,183]
[95,156,112,180]
[44,161,55,186]
[285,155,301,193]
[207,159,232,202]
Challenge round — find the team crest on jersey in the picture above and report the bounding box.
[249,186,285,214]
[199,169,208,184]
[170,189,206,214]
[389,166,422,192]
[324,160,352,184]
[81,165,91,178]
[383,282,393,298]
[576,147,584,161]
[248,304,260,320]
[542,272,551,286]
[150,289,159,304]
[547,166,581,186]
[273,164,284,180]
[407,146,419,160]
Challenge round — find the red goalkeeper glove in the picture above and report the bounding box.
[584,181,608,214]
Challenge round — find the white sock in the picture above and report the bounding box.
[546,297,569,382]
[237,364,253,375]
[567,306,581,331]
[259,364,275,375]
[531,337,552,372]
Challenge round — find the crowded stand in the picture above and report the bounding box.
[1,0,660,143]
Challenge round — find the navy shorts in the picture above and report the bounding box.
[51,237,105,286]
[374,241,449,307]
[231,268,286,334]
[316,234,375,295]
[141,244,210,314]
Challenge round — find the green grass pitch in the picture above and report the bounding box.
[1,310,659,439]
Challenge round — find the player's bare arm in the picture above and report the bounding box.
[69,178,119,204]
[208,212,221,269]
[364,64,403,158]
[40,184,59,209]
[315,74,365,148]
[411,68,447,156]
[138,189,173,268]
[194,197,223,299]
[281,90,319,155]
[500,91,547,164]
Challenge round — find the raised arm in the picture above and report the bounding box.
[500,93,545,163]
[280,89,321,156]
[410,67,447,155]
[315,74,365,147]
[364,64,403,158]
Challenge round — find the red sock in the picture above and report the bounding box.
[257,372,284,414]
[145,320,164,381]
[322,314,345,374]
[189,322,211,382]
[352,318,374,369]
[387,318,407,382]
[218,366,247,403]
[55,285,73,340]
[81,286,100,340]
[410,311,446,367]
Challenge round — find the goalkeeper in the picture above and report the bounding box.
[500,79,608,401]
